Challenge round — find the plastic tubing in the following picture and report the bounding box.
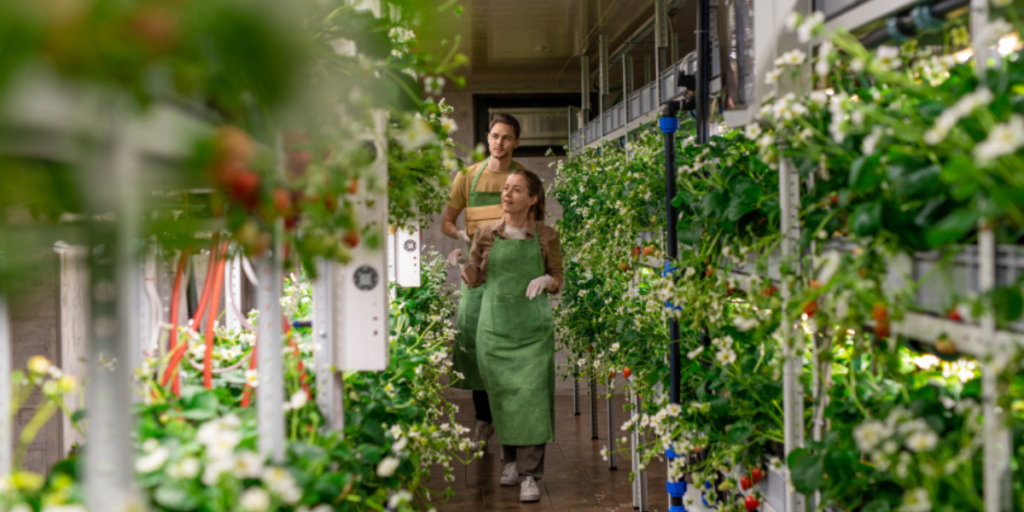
[162,238,220,393]
[202,244,228,389]
[159,248,190,397]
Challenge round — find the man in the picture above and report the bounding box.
[442,113,528,451]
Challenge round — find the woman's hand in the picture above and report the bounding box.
[526,275,556,299]
[447,248,470,268]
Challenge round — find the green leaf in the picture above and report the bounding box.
[154,485,200,511]
[849,156,882,192]
[725,421,754,444]
[924,209,979,247]
[788,450,825,494]
[990,286,1024,323]
[862,499,893,512]
[939,156,981,201]
[850,202,881,237]
[179,391,220,420]
[700,191,728,219]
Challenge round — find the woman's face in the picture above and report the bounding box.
[502,174,537,216]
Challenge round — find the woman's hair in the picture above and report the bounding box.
[510,169,546,222]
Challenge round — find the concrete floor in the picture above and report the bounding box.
[426,391,670,512]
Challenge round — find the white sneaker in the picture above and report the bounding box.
[520,476,541,502]
[500,462,519,486]
[468,421,495,451]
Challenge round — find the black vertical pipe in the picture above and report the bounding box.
[696,0,713,360]
[659,101,681,407]
[696,0,711,145]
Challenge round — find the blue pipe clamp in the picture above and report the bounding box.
[660,116,680,134]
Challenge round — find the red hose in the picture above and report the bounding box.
[157,248,190,399]
[162,238,220,393]
[241,343,258,408]
[203,244,229,389]
[284,317,311,395]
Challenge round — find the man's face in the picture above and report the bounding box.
[488,122,519,159]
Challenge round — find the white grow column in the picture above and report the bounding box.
[387,229,398,284]
[779,156,805,512]
[326,0,389,372]
[257,136,287,463]
[312,259,344,431]
[970,3,1013,510]
[334,107,390,371]
[0,276,10,476]
[84,109,142,512]
[395,224,422,288]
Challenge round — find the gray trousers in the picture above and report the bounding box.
[502,444,546,480]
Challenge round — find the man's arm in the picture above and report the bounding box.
[441,206,464,240]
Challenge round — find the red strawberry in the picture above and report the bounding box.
[342,229,360,249]
[751,468,764,483]
[744,494,760,512]
[874,319,891,339]
[871,302,888,322]
[272,187,292,215]
[740,475,752,490]
[802,300,819,317]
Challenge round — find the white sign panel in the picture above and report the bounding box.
[396,225,421,288]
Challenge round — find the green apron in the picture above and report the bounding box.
[452,157,513,390]
[477,227,556,445]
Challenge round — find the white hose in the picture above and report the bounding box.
[143,247,162,355]
[242,255,259,286]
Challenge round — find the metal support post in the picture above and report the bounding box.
[644,54,653,86]
[631,390,640,509]
[590,379,599,440]
[581,56,591,128]
[607,393,617,470]
[599,34,609,116]
[654,0,669,78]
[573,373,581,415]
[640,459,651,512]
[623,54,634,125]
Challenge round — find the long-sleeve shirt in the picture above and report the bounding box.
[462,218,564,293]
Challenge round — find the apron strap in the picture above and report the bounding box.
[470,156,517,196]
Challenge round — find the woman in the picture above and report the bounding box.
[447,169,563,503]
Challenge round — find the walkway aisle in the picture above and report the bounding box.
[428,393,670,512]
